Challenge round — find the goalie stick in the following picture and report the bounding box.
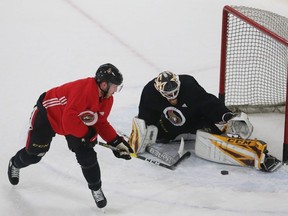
[97,141,191,170]
[116,129,192,165]
[145,137,188,165]
[116,129,196,141]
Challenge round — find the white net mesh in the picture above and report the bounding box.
[223,6,288,113]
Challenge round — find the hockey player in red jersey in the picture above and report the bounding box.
[8,63,133,208]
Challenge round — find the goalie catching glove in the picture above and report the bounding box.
[222,112,253,139]
[108,135,134,160]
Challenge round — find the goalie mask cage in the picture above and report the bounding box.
[218,6,288,162]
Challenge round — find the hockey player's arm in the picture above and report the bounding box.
[138,84,161,126]
[94,98,118,141]
[185,82,253,139]
[96,117,133,159]
[107,135,134,160]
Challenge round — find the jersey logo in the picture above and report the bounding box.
[78,111,98,126]
[163,107,186,126]
[182,103,188,107]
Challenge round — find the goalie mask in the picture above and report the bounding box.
[154,71,181,100]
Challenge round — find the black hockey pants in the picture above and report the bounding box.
[66,142,102,191]
[12,93,102,190]
[13,93,55,168]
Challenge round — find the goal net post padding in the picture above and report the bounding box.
[218,5,288,162]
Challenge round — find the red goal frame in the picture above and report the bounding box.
[218,6,288,162]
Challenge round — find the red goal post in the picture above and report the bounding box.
[218,6,288,162]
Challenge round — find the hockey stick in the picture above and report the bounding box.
[116,129,192,165]
[97,141,191,170]
[146,145,177,165]
[116,129,195,143]
[145,137,188,165]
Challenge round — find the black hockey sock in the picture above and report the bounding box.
[81,164,102,191]
[74,147,102,190]
[13,148,42,169]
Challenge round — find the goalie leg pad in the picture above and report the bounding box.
[128,117,158,154]
[195,130,270,170]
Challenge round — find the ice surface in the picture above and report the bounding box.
[1,0,288,215]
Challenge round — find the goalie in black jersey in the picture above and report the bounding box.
[138,71,251,142]
[130,71,281,172]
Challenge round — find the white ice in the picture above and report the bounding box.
[1,0,288,216]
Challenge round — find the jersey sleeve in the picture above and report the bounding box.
[138,81,163,125]
[184,76,231,123]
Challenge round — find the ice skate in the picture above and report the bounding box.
[8,157,20,185]
[91,188,107,208]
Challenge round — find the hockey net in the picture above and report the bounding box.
[218,6,288,162]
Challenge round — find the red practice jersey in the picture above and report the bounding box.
[42,77,117,142]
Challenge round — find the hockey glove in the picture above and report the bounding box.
[108,135,134,160]
[225,112,253,139]
[66,127,98,150]
[81,126,98,148]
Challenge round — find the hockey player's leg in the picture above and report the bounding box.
[73,147,107,208]
[195,130,281,172]
[8,105,55,185]
[8,157,20,185]
[8,147,44,185]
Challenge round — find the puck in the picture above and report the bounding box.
[221,170,229,175]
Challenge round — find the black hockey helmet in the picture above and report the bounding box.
[154,71,181,100]
[95,63,123,85]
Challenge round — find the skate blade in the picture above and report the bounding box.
[267,161,282,172]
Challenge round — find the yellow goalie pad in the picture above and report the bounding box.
[195,130,267,170]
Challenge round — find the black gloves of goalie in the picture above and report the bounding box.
[66,126,98,150]
[108,135,134,160]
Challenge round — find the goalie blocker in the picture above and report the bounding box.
[128,117,158,154]
[195,130,281,172]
